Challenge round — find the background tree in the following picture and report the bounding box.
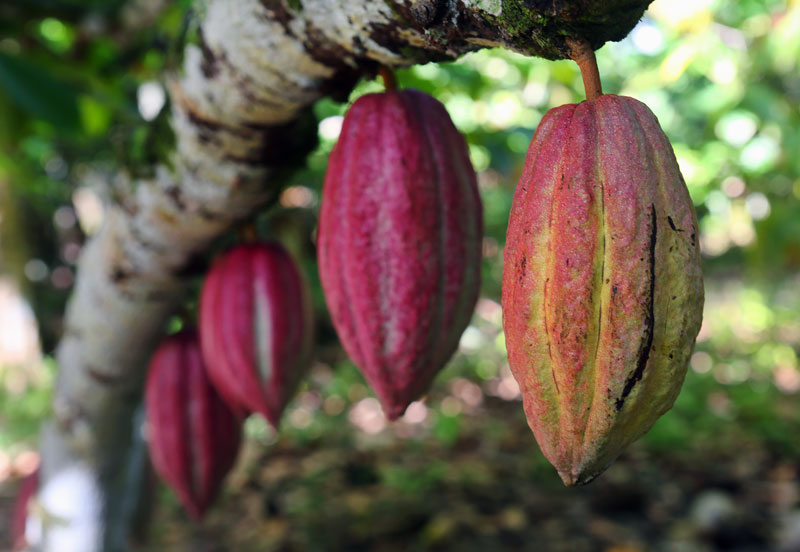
[1,0,800,550]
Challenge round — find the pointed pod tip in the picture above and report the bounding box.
[557,472,581,487]
[382,402,409,422]
[557,467,603,487]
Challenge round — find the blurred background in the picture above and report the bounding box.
[1,0,800,550]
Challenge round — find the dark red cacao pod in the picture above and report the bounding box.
[145,330,242,520]
[502,94,704,485]
[11,470,38,551]
[199,242,314,426]
[318,89,483,420]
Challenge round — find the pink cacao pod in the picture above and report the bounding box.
[502,94,704,485]
[318,89,483,420]
[199,242,314,426]
[145,330,242,519]
[11,470,38,551]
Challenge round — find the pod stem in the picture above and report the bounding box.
[378,66,398,91]
[566,38,603,101]
[238,223,258,243]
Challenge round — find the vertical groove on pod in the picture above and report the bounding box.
[587,103,607,442]
[615,205,657,411]
[335,99,371,377]
[542,111,575,450]
[252,250,275,421]
[372,96,395,394]
[431,99,448,387]
[402,92,444,388]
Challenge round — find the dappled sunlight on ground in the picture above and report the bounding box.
[123,274,800,550]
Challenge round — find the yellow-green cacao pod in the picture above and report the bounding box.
[502,94,704,485]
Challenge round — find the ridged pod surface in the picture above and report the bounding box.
[199,242,314,426]
[318,89,483,420]
[502,94,704,485]
[145,330,241,519]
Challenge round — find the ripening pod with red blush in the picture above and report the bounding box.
[317,89,483,420]
[145,330,242,520]
[11,470,38,551]
[199,242,314,427]
[502,94,703,485]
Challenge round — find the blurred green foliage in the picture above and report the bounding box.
[0,0,800,510]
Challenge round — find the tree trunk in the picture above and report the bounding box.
[33,1,652,550]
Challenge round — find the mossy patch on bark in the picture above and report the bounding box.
[477,0,653,59]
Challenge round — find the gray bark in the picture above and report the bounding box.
[32,1,651,550]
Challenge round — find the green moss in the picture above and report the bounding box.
[384,0,649,61]
[473,0,653,59]
[286,0,302,12]
[484,0,563,59]
[494,0,550,38]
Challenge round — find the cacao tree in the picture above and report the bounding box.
[24,1,656,547]
[4,0,724,549]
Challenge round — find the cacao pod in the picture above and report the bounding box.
[145,330,242,519]
[11,470,38,551]
[318,89,483,420]
[502,94,704,485]
[199,242,314,426]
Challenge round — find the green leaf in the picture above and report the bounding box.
[79,94,111,136]
[0,52,80,131]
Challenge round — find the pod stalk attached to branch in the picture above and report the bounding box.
[566,38,603,101]
[378,66,398,91]
[237,223,258,243]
